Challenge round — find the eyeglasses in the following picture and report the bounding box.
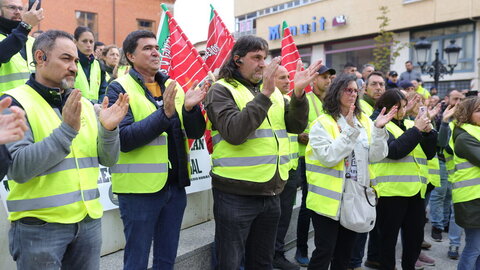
[2,5,23,11]
[343,88,358,95]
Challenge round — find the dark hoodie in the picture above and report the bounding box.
[452,126,480,229]
[0,16,30,65]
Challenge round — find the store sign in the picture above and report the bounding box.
[268,15,347,40]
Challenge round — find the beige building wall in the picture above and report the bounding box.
[236,0,480,50]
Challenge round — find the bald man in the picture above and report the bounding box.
[272,65,301,270]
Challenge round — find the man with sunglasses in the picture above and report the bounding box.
[0,0,43,92]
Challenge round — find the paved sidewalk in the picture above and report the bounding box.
[283,224,462,270]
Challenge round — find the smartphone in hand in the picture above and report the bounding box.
[28,0,41,11]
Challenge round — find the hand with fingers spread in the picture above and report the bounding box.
[0,97,28,144]
[163,81,178,118]
[293,60,323,98]
[375,106,398,128]
[442,104,457,123]
[62,89,82,131]
[346,103,356,128]
[99,94,130,131]
[22,0,44,27]
[428,103,442,120]
[184,80,207,112]
[261,56,281,98]
[405,95,420,114]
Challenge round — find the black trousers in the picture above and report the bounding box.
[377,194,425,270]
[308,213,358,270]
[275,169,299,254]
[213,188,281,270]
[297,157,312,256]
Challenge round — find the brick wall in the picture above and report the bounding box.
[33,0,174,46]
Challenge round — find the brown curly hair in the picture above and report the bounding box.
[454,96,480,127]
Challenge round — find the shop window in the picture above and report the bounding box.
[410,23,475,73]
[137,20,155,32]
[75,11,98,39]
[324,38,376,72]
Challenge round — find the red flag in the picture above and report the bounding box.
[158,4,211,92]
[281,21,312,93]
[205,4,235,73]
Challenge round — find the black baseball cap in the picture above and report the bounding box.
[388,71,398,77]
[317,66,336,75]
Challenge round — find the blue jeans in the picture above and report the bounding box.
[458,228,480,270]
[349,223,380,268]
[213,188,281,270]
[118,184,187,270]
[429,160,451,229]
[297,157,312,257]
[448,203,463,247]
[8,216,101,270]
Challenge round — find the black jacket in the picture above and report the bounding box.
[386,119,437,160]
[78,51,108,102]
[106,68,206,188]
[0,17,30,66]
[0,145,10,179]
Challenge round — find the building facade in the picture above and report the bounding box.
[235,0,480,95]
[32,0,174,46]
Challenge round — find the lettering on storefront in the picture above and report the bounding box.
[268,15,345,40]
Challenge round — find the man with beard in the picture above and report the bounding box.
[205,35,318,269]
[0,0,43,92]
[1,30,130,269]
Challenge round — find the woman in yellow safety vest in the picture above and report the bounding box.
[305,73,396,269]
[73,26,107,103]
[451,97,480,269]
[372,89,437,269]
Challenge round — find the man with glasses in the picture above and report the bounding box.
[0,0,43,92]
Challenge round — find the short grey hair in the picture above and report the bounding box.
[32,30,74,65]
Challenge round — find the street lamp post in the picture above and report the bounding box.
[414,37,462,90]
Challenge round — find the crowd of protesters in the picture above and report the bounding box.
[1,0,480,270]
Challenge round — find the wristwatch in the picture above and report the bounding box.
[19,21,32,31]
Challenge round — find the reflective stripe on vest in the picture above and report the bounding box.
[110,74,188,193]
[7,188,100,212]
[5,85,101,223]
[74,60,101,102]
[372,120,428,198]
[209,79,290,182]
[305,113,372,219]
[427,155,441,187]
[0,35,34,92]
[451,123,480,203]
[299,93,323,157]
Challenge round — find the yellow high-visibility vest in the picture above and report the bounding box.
[74,60,101,102]
[0,34,34,92]
[372,119,428,198]
[5,84,102,223]
[451,123,480,204]
[209,79,290,182]
[299,92,323,157]
[305,113,372,219]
